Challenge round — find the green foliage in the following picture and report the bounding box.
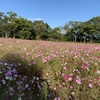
[64,18,100,43]
[0,11,100,43]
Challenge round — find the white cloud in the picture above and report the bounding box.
[34,18,42,21]
[27,18,42,21]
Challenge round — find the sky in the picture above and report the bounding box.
[0,0,100,28]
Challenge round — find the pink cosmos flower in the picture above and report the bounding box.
[46,73,48,77]
[76,76,80,79]
[70,86,73,89]
[30,96,32,99]
[68,77,72,81]
[31,62,35,64]
[10,87,14,91]
[43,59,47,63]
[76,79,82,84]
[62,74,64,77]
[4,97,8,100]
[89,83,92,88]
[67,66,70,69]
[71,92,75,95]
[64,67,66,70]
[2,80,6,84]
[54,97,58,100]
[26,52,30,56]
[54,97,61,100]
[25,84,29,89]
[59,85,62,88]
[53,87,56,91]
[24,48,26,51]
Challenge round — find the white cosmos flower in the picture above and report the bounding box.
[0,70,2,74]
[4,63,8,66]
[18,97,22,100]
[97,70,100,74]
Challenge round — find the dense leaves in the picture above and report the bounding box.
[0,11,100,43]
[64,18,100,43]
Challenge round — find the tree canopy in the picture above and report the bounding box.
[0,11,100,43]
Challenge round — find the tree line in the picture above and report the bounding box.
[0,11,100,43]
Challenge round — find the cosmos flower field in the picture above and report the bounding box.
[0,38,100,100]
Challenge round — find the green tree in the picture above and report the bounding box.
[2,15,11,38]
[0,12,4,37]
[7,12,17,38]
[16,17,34,39]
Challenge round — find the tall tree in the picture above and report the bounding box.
[7,12,17,38]
[0,12,4,37]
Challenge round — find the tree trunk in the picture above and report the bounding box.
[5,33,8,38]
[90,37,92,43]
[84,37,86,43]
[13,29,15,39]
[13,33,15,39]
[75,36,77,42]
[1,34,3,38]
